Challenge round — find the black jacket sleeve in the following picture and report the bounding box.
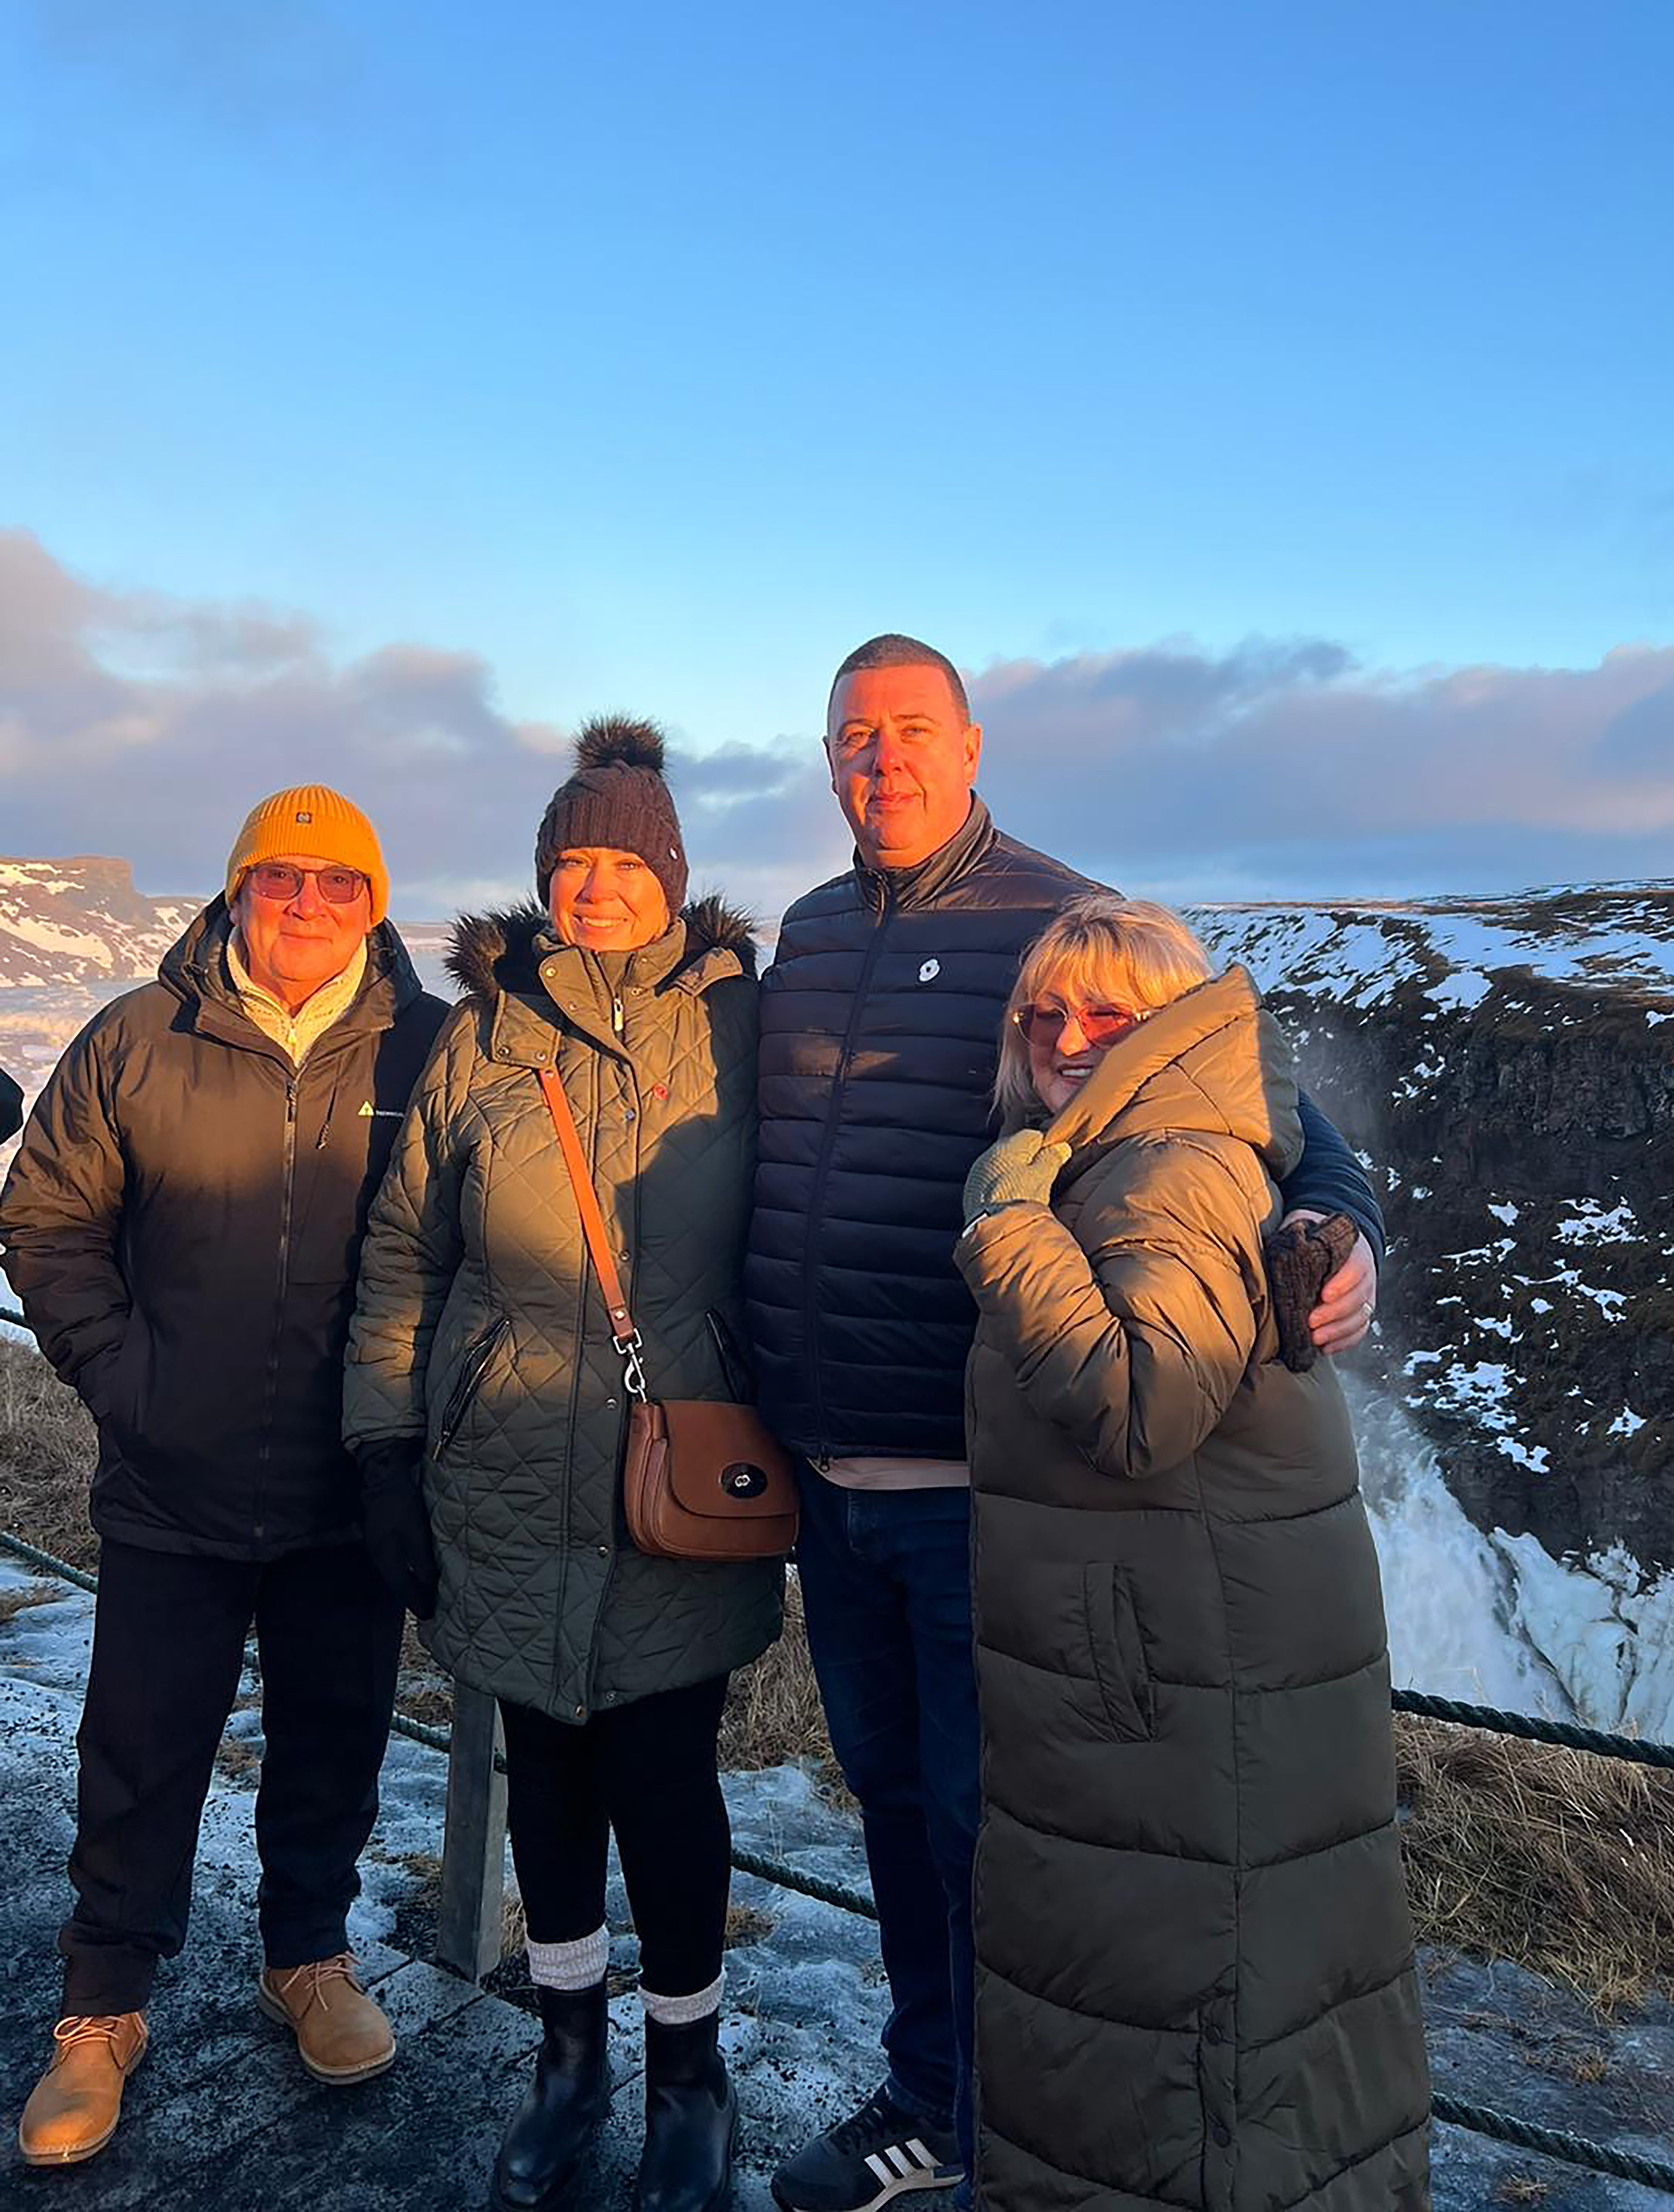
[1278,1090,1385,1268]
[0,1020,133,1415]
[0,1068,21,1145]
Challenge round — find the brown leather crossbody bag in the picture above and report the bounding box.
[536,1068,798,1562]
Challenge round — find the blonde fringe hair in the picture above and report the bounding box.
[994,894,1216,1127]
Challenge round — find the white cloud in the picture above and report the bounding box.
[3,530,1669,922]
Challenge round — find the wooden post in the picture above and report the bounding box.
[436,1682,507,1982]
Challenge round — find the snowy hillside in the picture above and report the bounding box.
[0,857,199,987]
[0,865,450,1146]
[1191,883,1674,1726]
[1193,882,1674,1016]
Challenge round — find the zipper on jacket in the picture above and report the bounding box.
[802,883,893,1468]
[433,1315,510,1460]
[551,1049,602,1718]
[253,1074,300,1536]
[611,995,624,1037]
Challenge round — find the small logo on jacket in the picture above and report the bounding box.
[918,958,941,983]
[358,1101,402,1119]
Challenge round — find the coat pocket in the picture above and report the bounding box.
[433,1315,510,1460]
[1083,1565,1156,1743]
[95,1313,152,1458]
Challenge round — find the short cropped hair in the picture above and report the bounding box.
[828,634,972,726]
[994,894,1216,1128]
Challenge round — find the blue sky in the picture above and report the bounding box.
[3,0,1671,912]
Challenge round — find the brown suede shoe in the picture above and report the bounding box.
[257,1952,396,2084]
[18,2012,148,2166]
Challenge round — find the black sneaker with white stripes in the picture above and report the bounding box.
[770,2085,960,2212]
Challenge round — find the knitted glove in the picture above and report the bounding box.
[962,1130,1072,1225]
[1262,1210,1359,1372]
[357,1437,439,1617]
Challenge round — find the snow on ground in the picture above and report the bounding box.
[3,1557,1672,2209]
[1192,884,1674,1013]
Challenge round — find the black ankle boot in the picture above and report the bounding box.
[492,1981,610,2210]
[635,2010,737,2212]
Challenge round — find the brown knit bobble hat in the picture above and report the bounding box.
[534,716,688,917]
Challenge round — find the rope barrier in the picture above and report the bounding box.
[0,1531,881,1921]
[5,1531,1673,2191]
[1394,1688,1674,1771]
[728,1844,877,1922]
[0,1528,98,1595]
[1432,2091,1674,2195]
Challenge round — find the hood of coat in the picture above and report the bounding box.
[446,893,759,1004]
[1041,964,1303,1186]
[157,895,427,1034]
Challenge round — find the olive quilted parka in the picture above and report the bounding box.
[958,966,1430,2212]
[344,898,783,1722]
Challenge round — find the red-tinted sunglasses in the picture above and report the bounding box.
[1012,1003,1141,1048]
[244,862,369,906]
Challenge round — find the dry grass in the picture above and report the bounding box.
[0,1578,62,1625]
[1494,2174,1553,2205]
[724,1901,776,1948]
[0,1335,99,1570]
[720,1574,848,1801]
[5,1335,1673,2008]
[1396,1713,1674,2010]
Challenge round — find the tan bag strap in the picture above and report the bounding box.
[536,1067,648,1399]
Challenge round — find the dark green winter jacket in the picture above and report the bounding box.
[957,966,1430,2212]
[343,899,784,1723]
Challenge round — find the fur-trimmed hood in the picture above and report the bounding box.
[446,894,758,1002]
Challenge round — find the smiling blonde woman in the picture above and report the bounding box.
[956,893,1431,2212]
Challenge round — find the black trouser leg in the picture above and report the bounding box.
[253,1540,404,1968]
[60,1542,255,2015]
[494,1700,613,2212]
[500,1676,732,1998]
[600,1675,731,2000]
[499,1698,612,1945]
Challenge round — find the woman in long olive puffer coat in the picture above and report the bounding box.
[345,721,781,2212]
[956,895,1430,2212]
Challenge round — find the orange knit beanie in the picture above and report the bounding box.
[224,786,390,925]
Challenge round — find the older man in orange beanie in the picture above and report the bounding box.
[1,787,448,2167]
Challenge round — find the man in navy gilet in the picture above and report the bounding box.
[748,635,1383,2212]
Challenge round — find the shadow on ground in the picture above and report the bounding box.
[2,1562,1671,2211]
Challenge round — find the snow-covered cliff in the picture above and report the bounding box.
[1191,884,1673,1732]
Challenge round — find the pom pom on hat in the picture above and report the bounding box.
[573,716,667,775]
[534,716,688,916]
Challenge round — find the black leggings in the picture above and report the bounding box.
[499,1673,732,1999]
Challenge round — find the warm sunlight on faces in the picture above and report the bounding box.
[1020,994,1143,1114]
[548,847,670,952]
[825,664,982,870]
[232,853,373,1009]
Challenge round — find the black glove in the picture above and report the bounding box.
[357,1438,439,1617]
[1262,1211,1359,1373]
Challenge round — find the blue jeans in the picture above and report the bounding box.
[794,1468,980,2174]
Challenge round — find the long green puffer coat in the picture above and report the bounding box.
[957,966,1430,2212]
[344,898,784,1723]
